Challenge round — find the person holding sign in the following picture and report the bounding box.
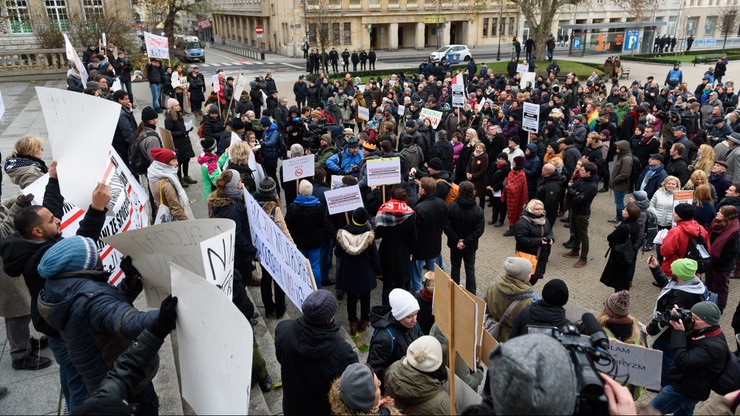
[164,98,197,187]
[148,148,194,221]
[145,59,164,112]
[285,180,329,289]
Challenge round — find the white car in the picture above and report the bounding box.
[429,45,472,62]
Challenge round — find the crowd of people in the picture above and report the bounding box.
[7,42,737,414]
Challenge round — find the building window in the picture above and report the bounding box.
[690,0,694,5]
[508,17,514,35]
[83,0,104,19]
[388,0,398,7]
[667,16,676,34]
[349,0,360,7]
[308,23,317,43]
[482,18,488,37]
[686,16,699,34]
[6,0,32,34]
[332,22,340,44]
[704,16,716,35]
[343,22,351,44]
[45,0,69,31]
[491,17,497,36]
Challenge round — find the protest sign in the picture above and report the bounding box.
[595,340,663,390]
[63,34,88,83]
[24,149,149,286]
[36,87,119,211]
[522,101,540,133]
[212,74,220,93]
[199,228,236,300]
[171,264,252,415]
[324,185,363,215]
[281,154,315,182]
[520,71,536,89]
[516,63,528,74]
[419,108,443,129]
[451,83,465,108]
[144,31,170,59]
[233,72,249,100]
[331,176,344,189]
[366,157,401,187]
[159,127,175,150]
[673,190,693,207]
[397,105,405,116]
[245,190,316,308]
[358,106,370,121]
[103,219,236,307]
[111,78,122,92]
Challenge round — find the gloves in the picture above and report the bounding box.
[150,295,178,339]
[120,256,142,289]
[15,193,35,208]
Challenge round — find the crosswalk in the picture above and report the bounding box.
[196,60,304,70]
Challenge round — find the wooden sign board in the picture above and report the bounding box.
[159,127,175,150]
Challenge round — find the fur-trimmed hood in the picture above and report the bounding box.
[206,192,234,208]
[328,378,402,415]
[336,229,375,256]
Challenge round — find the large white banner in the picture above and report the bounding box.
[244,190,316,308]
[24,149,149,285]
[366,157,401,186]
[103,219,236,307]
[595,340,663,390]
[171,264,252,415]
[233,72,249,102]
[63,34,88,83]
[325,185,364,215]
[522,101,540,134]
[281,154,315,182]
[36,87,120,211]
[419,108,443,129]
[144,31,170,59]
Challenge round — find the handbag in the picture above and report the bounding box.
[606,239,636,264]
[154,180,177,225]
[514,223,544,274]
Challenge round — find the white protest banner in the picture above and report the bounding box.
[420,108,443,129]
[102,219,236,307]
[24,149,149,285]
[367,157,401,187]
[520,71,536,89]
[171,264,252,415]
[144,31,170,59]
[245,190,316,308]
[199,228,236,300]
[63,34,89,92]
[325,185,364,215]
[595,341,663,390]
[516,63,528,74]
[111,78,122,92]
[358,106,370,121]
[451,83,465,108]
[233,71,249,101]
[36,87,119,211]
[397,105,405,116]
[0,89,5,121]
[522,101,540,134]
[282,154,315,182]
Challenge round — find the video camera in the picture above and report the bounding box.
[654,308,693,328]
[304,120,329,152]
[527,313,612,416]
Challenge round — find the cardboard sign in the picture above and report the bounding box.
[281,154,316,182]
[36,87,120,211]
[520,71,536,89]
[24,149,149,286]
[366,157,401,186]
[451,83,465,108]
[102,219,236,307]
[419,108,443,129]
[245,190,316,308]
[159,127,175,150]
[63,34,88,83]
[144,31,170,59]
[433,265,481,370]
[171,264,252,415]
[595,340,663,390]
[358,106,370,121]
[522,101,540,133]
[324,185,364,215]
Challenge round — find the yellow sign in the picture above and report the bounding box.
[424,15,444,24]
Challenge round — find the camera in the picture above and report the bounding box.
[655,308,693,328]
[528,313,611,415]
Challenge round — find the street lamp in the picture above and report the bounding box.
[496,0,503,60]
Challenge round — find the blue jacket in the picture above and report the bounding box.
[38,274,158,393]
[637,165,668,200]
[326,148,364,176]
[261,122,282,162]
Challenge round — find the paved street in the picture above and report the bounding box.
[0,47,737,414]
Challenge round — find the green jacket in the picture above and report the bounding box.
[384,359,450,415]
[484,273,535,342]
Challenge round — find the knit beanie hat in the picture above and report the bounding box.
[339,364,376,413]
[674,203,696,221]
[141,106,158,122]
[604,290,630,318]
[352,207,369,226]
[201,137,217,152]
[231,118,246,131]
[225,169,241,193]
[260,116,272,127]
[632,190,649,210]
[489,334,577,415]
[542,279,569,307]
[514,156,525,168]
[150,148,176,164]
[208,104,219,114]
[301,289,336,326]
[504,257,533,281]
[299,179,313,196]
[671,258,698,281]
[427,157,443,171]
[167,98,179,109]
[38,236,99,278]
[258,177,277,196]
[404,336,443,373]
[346,137,360,148]
[389,288,419,320]
[691,301,721,325]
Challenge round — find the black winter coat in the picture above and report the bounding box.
[275,317,359,415]
[432,141,454,173]
[600,218,641,289]
[188,72,206,101]
[487,162,510,192]
[668,327,729,401]
[376,215,417,287]
[164,112,196,161]
[514,212,553,257]
[568,175,598,216]
[207,194,257,266]
[285,197,329,250]
[535,172,561,225]
[335,225,381,294]
[666,157,690,187]
[455,144,475,184]
[113,107,137,164]
[367,305,423,383]
[646,267,705,340]
[413,195,448,259]
[202,114,225,142]
[444,196,485,252]
[509,301,572,338]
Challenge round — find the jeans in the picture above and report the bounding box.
[301,248,322,289]
[149,83,161,110]
[614,191,626,220]
[319,238,334,283]
[48,335,90,411]
[652,334,673,388]
[450,249,477,294]
[547,50,553,61]
[572,214,590,261]
[650,385,698,416]
[410,256,443,293]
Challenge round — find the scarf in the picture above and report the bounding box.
[524,213,547,225]
[373,199,415,228]
[473,148,484,157]
[708,218,740,258]
[148,161,193,217]
[295,194,321,207]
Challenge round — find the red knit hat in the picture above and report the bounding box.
[150,148,176,164]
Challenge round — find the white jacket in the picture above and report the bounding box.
[648,188,675,227]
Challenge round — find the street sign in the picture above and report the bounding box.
[625,30,640,51]
[255,25,264,39]
[572,36,582,50]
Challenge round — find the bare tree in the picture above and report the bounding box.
[510,0,583,60]
[719,5,739,51]
[138,0,211,55]
[304,0,339,56]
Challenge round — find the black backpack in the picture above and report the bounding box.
[629,155,642,192]
[711,350,740,395]
[684,233,711,274]
[129,130,159,176]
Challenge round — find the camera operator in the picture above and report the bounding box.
[649,302,729,415]
[285,106,308,150]
[326,137,364,178]
[646,257,707,388]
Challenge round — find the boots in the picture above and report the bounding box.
[350,321,358,336]
[503,227,515,236]
[178,177,189,188]
[358,320,370,332]
[183,176,197,184]
[562,250,580,258]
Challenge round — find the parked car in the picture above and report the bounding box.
[429,44,471,62]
